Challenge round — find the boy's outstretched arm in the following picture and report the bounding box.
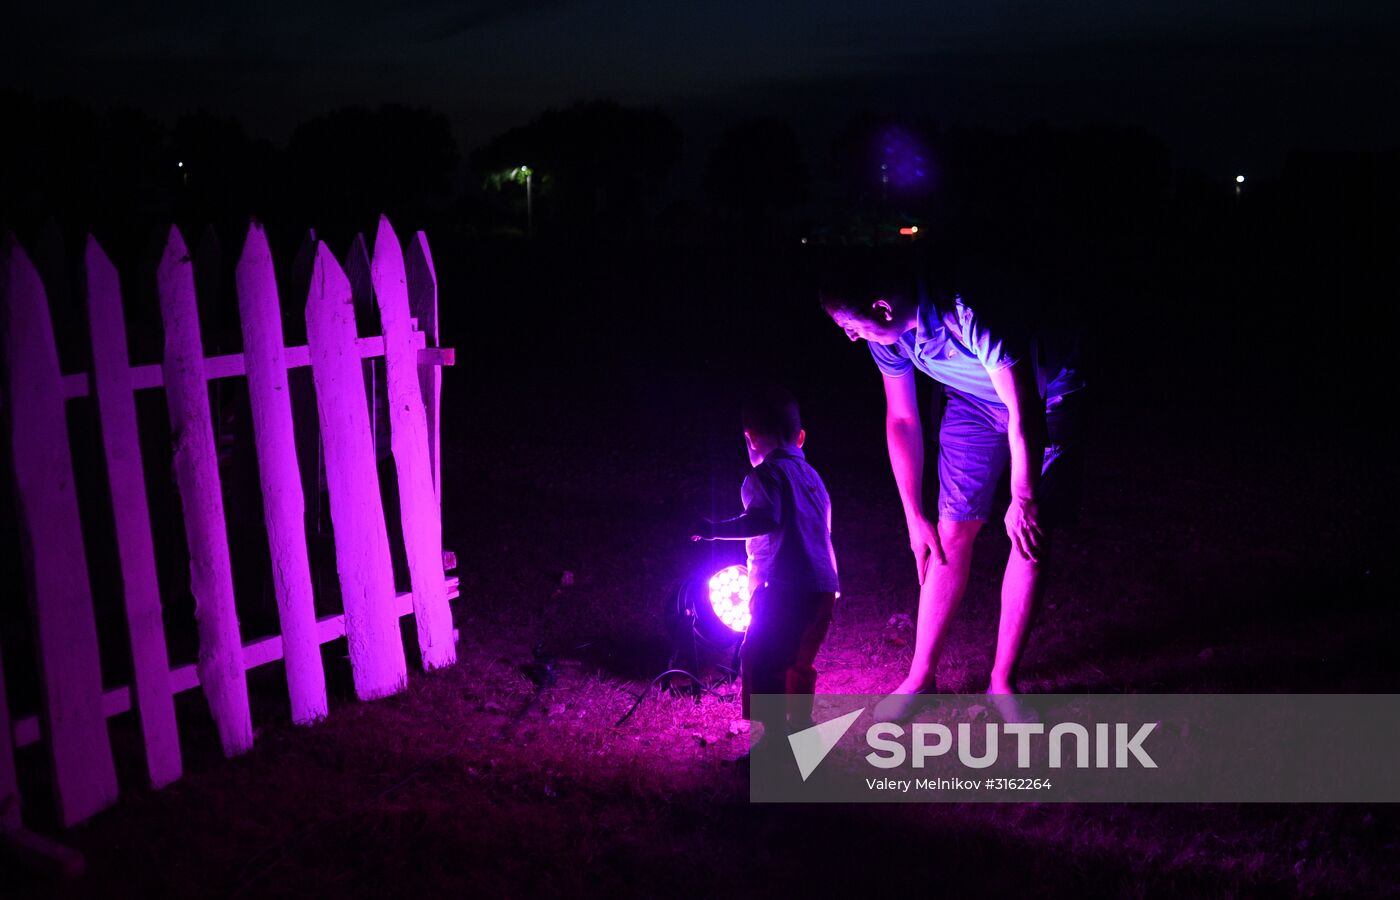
[690,509,780,541]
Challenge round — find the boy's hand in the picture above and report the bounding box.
[689,518,716,542]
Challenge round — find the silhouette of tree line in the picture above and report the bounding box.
[1,87,1395,285]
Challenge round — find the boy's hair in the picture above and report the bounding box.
[742,384,802,444]
[815,244,931,320]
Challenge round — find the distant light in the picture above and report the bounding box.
[800,237,808,244]
[1235,175,1245,184]
[899,226,919,236]
[878,127,930,190]
[177,161,184,168]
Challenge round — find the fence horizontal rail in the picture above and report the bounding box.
[9,577,460,749]
[59,336,455,399]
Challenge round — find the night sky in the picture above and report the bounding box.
[4,2,1399,175]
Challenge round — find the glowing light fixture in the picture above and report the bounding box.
[654,560,752,707]
[707,565,752,633]
[899,226,919,236]
[1235,175,1245,184]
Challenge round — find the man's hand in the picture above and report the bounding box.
[1004,497,1043,562]
[689,518,715,542]
[908,515,946,584]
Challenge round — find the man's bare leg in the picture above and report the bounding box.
[892,519,982,694]
[988,543,1049,694]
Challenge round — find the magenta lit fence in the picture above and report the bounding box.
[1,216,458,831]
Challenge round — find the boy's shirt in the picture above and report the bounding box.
[741,446,840,594]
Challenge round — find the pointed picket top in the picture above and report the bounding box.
[372,216,406,294]
[309,241,353,326]
[406,230,438,344]
[2,231,120,825]
[343,231,387,456]
[406,229,443,502]
[236,220,329,725]
[306,240,408,700]
[84,234,118,293]
[157,224,192,308]
[158,223,254,758]
[371,215,455,670]
[84,234,183,789]
[235,221,279,298]
[237,219,268,268]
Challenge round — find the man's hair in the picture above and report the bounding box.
[742,384,802,444]
[815,244,933,320]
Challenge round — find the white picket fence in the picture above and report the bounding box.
[0,216,458,833]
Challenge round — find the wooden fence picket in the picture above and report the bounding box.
[157,225,254,757]
[235,221,328,725]
[1,234,119,825]
[305,242,407,699]
[84,236,183,788]
[405,231,442,502]
[342,234,387,456]
[3,218,456,834]
[371,217,456,670]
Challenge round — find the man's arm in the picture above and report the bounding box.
[884,371,945,581]
[987,359,1048,561]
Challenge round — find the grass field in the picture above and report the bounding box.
[9,345,1394,898]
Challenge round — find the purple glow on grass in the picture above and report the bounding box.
[879,127,929,190]
[707,565,752,633]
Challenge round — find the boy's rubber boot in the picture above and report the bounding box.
[787,692,817,733]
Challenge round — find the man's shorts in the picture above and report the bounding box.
[936,386,1085,528]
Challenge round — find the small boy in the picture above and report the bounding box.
[691,385,840,741]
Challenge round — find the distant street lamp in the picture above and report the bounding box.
[511,165,534,238]
[1235,173,1245,200]
[488,165,538,237]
